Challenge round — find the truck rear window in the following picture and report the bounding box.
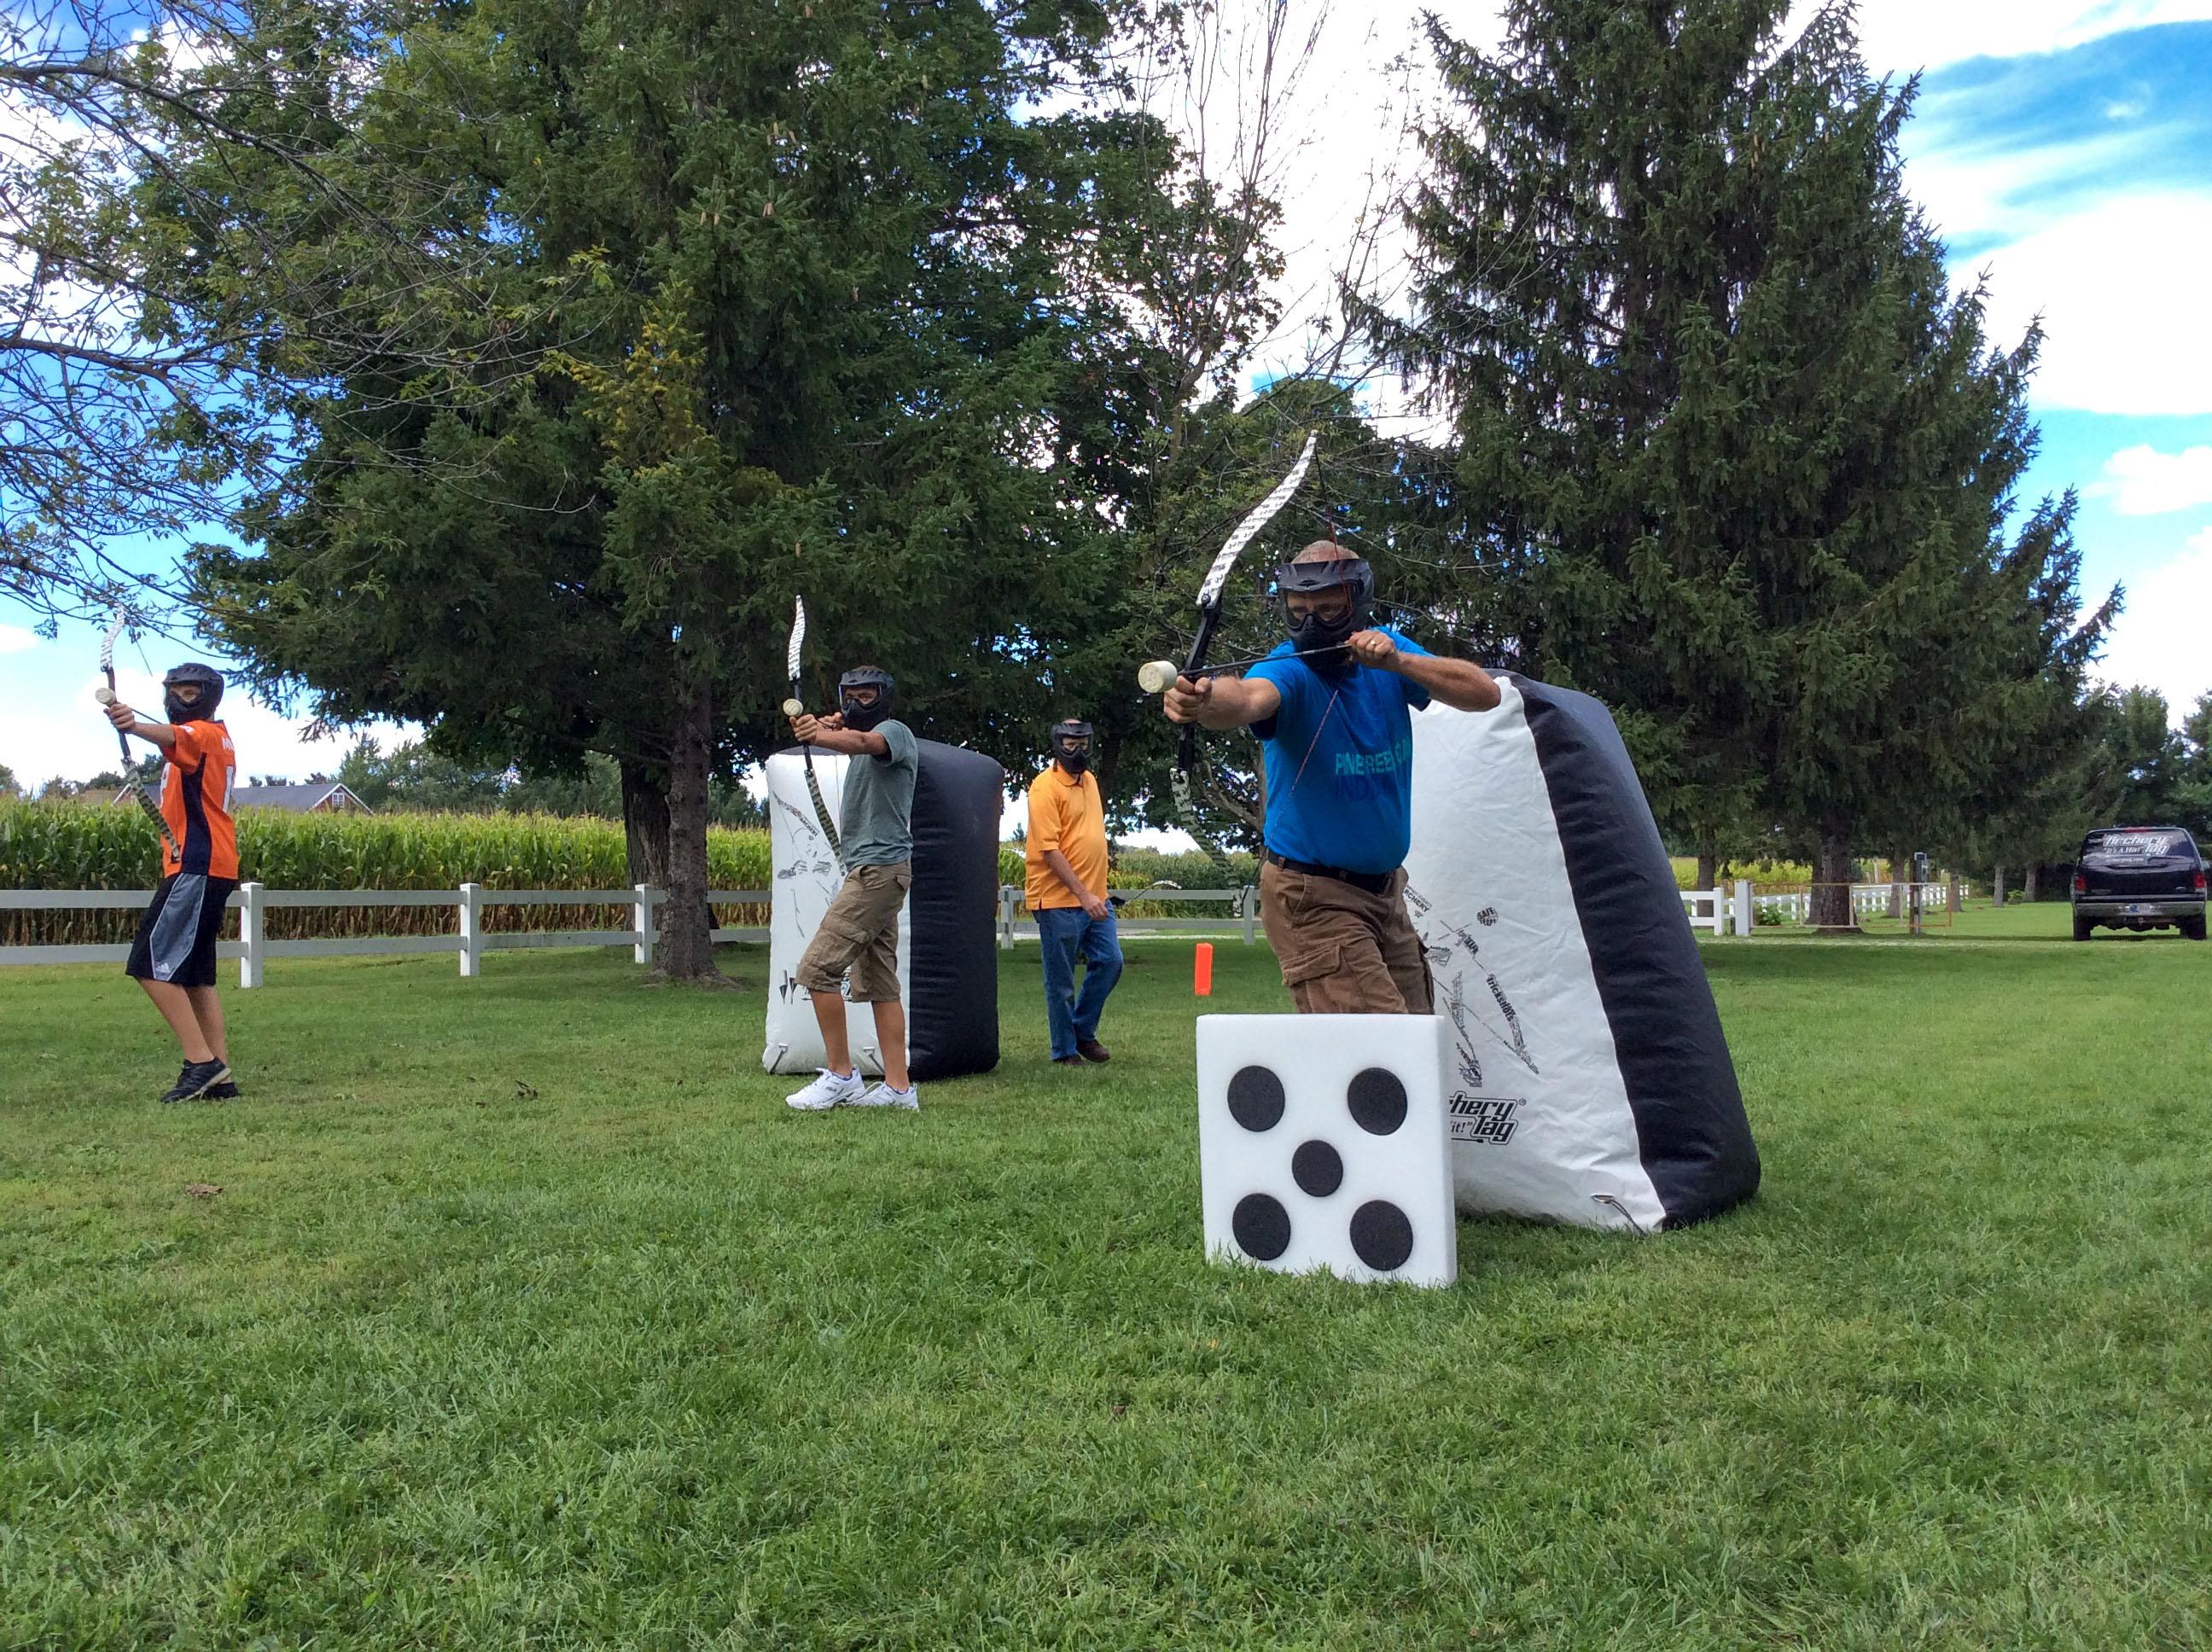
[2081,830,2197,860]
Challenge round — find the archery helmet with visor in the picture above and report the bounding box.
[162,663,225,724]
[1050,718,1094,776]
[1275,546,1374,672]
[837,666,896,731]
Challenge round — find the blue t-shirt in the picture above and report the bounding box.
[1248,629,1431,874]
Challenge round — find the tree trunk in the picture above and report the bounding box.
[1889,844,1907,919]
[1695,836,1718,897]
[1993,864,2006,906]
[1811,821,1857,929]
[620,757,672,889]
[2024,864,2040,902]
[657,678,721,982]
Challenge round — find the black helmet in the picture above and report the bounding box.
[1050,718,1093,776]
[1274,555,1374,676]
[162,662,224,724]
[837,666,896,731]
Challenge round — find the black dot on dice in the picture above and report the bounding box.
[1291,1139,1343,1197]
[1231,1193,1291,1261]
[1226,1065,1285,1132]
[1346,1067,1407,1135]
[1349,1200,1415,1271]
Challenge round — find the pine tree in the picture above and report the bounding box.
[195,0,1192,976]
[1375,0,2113,928]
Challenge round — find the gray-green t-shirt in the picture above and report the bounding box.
[840,718,917,870]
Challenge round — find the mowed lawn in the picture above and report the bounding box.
[2,905,2206,1649]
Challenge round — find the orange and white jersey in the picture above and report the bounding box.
[160,719,238,880]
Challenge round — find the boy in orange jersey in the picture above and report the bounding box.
[102,662,242,1102]
[1024,718,1122,1066]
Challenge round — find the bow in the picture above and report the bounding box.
[1163,431,1318,883]
[95,612,181,861]
[781,596,841,855]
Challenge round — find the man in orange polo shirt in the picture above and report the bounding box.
[102,662,242,1102]
[1024,718,1122,1067]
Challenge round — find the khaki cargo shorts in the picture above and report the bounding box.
[796,861,911,1002]
[1258,860,1434,1015]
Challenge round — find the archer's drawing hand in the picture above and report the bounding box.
[1348,629,1398,668]
[1163,673,1212,725]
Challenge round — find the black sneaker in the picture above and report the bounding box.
[204,1078,241,1101]
[160,1059,231,1103]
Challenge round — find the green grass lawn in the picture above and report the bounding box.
[3,909,2207,1649]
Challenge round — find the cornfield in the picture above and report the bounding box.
[0,803,774,946]
[2,801,1276,947]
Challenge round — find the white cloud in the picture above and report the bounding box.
[2098,444,2212,514]
[1430,3,2212,80]
[0,646,400,791]
[1965,192,2212,416]
[0,624,39,654]
[2095,528,2212,718]
[1837,1,2212,72]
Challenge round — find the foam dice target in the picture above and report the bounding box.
[1196,1015,1458,1288]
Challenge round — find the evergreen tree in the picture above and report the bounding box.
[1374,0,2113,927]
[195,0,1191,976]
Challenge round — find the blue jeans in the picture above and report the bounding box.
[1037,905,1124,1059]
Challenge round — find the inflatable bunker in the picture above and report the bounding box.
[1402,674,1760,1232]
[761,739,1003,1082]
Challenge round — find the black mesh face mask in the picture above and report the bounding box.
[1275,557,1374,676]
[837,666,896,731]
[162,663,224,724]
[1050,719,1093,775]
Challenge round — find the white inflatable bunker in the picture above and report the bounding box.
[762,749,908,1077]
[1403,674,1760,1232]
[760,740,1003,1082]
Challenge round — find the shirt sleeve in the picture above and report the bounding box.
[1392,631,1434,711]
[1027,774,1065,854]
[876,719,917,770]
[1246,654,1308,743]
[165,722,211,768]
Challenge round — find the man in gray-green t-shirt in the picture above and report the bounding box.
[784,666,921,1112]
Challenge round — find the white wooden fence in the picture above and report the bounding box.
[1,875,1968,983]
[0,884,771,987]
[1680,882,1758,938]
[1747,883,1958,923]
[995,886,1257,950]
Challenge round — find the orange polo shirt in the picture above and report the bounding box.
[160,719,239,880]
[1024,765,1109,910]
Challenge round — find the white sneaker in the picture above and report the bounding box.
[786,1068,864,1111]
[852,1081,920,1111]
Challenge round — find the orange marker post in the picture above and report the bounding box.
[1194,941,1214,997]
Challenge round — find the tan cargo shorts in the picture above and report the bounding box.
[1258,860,1434,1015]
[796,861,911,1002]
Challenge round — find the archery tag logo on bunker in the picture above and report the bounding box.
[1447,1092,1522,1146]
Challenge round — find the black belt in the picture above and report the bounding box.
[1262,849,1396,896]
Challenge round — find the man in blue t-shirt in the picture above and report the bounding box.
[1162,542,1500,1013]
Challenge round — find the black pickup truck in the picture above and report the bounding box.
[2071,827,2207,941]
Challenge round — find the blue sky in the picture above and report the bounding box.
[1901,18,2212,713]
[4,0,2210,792]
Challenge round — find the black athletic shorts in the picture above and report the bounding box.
[125,874,239,988]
